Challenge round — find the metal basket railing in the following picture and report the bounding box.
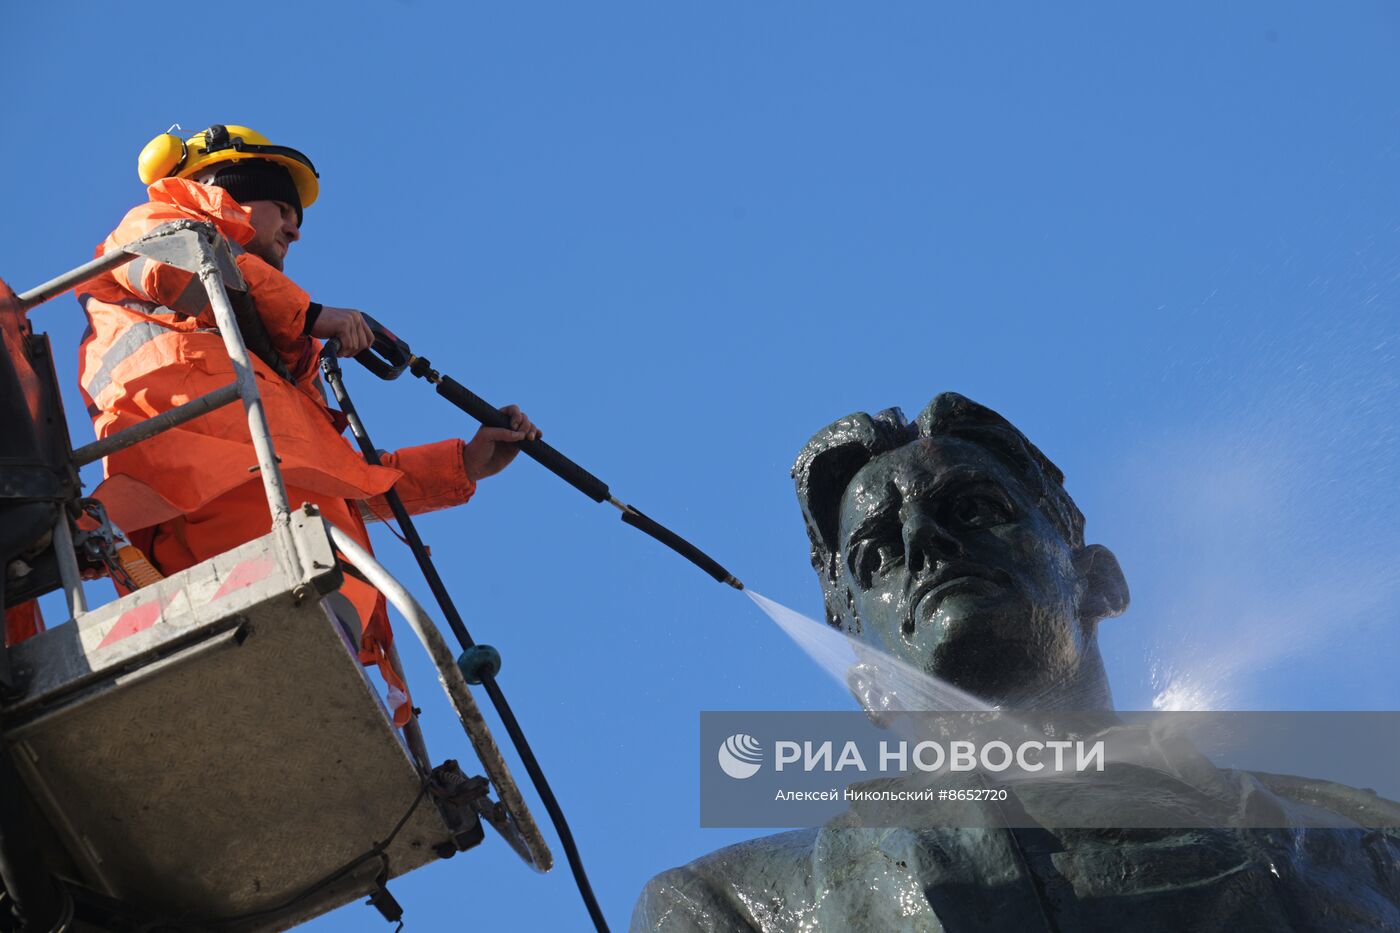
[14,220,553,873]
[18,219,307,616]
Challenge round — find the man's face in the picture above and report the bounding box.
[243,200,300,271]
[835,437,1088,704]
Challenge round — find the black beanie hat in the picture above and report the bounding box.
[208,160,304,226]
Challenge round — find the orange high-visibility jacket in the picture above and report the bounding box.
[80,178,475,723]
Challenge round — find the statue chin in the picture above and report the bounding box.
[924,621,1062,708]
[890,583,1086,709]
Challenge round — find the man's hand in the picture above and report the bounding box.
[463,405,541,481]
[312,306,375,357]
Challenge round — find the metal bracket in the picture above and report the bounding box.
[73,500,135,592]
[122,221,246,291]
[426,761,488,857]
[365,870,404,931]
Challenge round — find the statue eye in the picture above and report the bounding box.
[850,536,904,588]
[946,493,1013,530]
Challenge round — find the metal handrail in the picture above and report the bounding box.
[71,383,241,467]
[17,250,142,311]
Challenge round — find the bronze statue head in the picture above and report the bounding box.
[793,393,1129,709]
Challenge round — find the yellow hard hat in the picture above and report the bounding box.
[137,124,319,209]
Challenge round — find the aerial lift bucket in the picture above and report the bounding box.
[6,510,478,930]
[0,224,551,931]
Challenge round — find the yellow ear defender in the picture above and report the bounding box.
[136,124,320,208]
[136,131,188,185]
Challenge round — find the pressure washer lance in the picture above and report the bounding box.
[349,313,744,590]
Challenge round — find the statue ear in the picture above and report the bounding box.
[1073,544,1129,624]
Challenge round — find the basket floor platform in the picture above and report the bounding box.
[4,511,454,931]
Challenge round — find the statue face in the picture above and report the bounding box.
[835,437,1088,704]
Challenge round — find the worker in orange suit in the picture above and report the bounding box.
[78,124,540,725]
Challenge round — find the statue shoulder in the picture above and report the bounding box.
[1250,770,1400,831]
[630,830,820,933]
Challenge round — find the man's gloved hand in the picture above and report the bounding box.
[464,405,541,481]
[313,306,375,357]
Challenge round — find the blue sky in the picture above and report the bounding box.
[4,3,1398,929]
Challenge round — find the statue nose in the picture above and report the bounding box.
[903,512,962,576]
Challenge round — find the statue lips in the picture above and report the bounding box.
[905,561,1010,633]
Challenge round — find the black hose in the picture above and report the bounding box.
[319,345,610,933]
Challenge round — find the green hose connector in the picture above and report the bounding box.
[457,644,502,685]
